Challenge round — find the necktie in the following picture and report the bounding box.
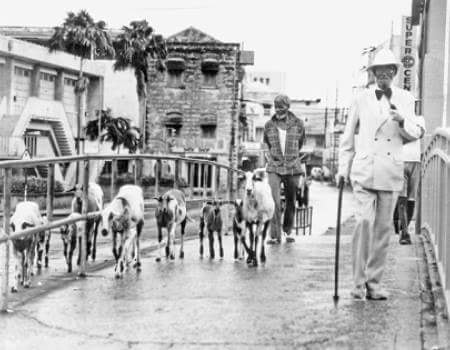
[375,88,392,100]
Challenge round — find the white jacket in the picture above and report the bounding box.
[338,86,424,191]
[402,115,426,162]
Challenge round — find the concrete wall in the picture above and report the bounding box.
[100,60,139,124]
[422,0,447,134]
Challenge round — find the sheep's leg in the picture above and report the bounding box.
[112,232,120,262]
[156,226,163,262]
[168,223,175,260]
[260,221,270,263]
[11,249,21,292]
[36,232,44,269]
[114,233,125,279]
[77,236,82,266]
[208,229,215,259]
[63,240,69,270]
[67,241,74,273]
[252,223,260,267]
[179,219,186,259]
[134,220,143,270]
[44,231,50,268]
[199,218,205,258]
[92,220,98,262]
[24,246,33,288]
[233,227,239,260]
[218,229,224,259]
[247,223,254,264]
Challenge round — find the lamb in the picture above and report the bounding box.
[70,182,103,261]
[9,201,47,292]
[154,189,187,261]
[240,168,275,266]
[101,185,144,278]
[199,199,223,259]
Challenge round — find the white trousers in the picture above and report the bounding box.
[352,183,398,288]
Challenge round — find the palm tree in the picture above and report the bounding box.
[113,20,167,151]
[85,109,142,154]
[49,10,115,161]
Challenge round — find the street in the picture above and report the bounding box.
[0,182,436,349]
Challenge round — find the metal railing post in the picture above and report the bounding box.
[227,169,233,202]
[79,160,90,277]
[154,159,160,197]
[133,159,138,186]
[189,162,195,199]
[46,164,55,223]
[1,168,12,312]
[203,164,208,199]
[215,165,221,196]
[174,159,180,190]
[110,159,117,201]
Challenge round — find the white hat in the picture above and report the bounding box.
[367,48,400,71]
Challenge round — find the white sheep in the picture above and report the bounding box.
[101,185,144,278]
[10,201,47,291]
[70,182,104,262]
[59,212,83,273]
[240,169,275,266]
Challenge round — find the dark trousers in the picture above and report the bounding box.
[268,173,300,239]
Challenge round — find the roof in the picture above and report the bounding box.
[168,27,221,43]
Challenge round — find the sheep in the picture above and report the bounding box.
[240,168,275,266]
[101,185,144,278]
[59,212,83,273]
[199,199,223,259]
[154,189,187,262]
[9,201,47,292]
[71,182,103,262]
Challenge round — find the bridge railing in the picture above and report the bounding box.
[0,153,243,311]
[420,127,450,306]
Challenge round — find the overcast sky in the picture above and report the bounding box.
[2,0,413,106]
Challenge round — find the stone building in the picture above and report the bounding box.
[145,27,252,193]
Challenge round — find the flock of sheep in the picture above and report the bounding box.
[8,167,311,292]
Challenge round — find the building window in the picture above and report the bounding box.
[263,103,272,116]
[203,71,217,88]
[265,78,270,85]
[165,125,182,137]
[64,78,77,87]
[201,125,216,138]
[14,66,31,77]
[253,78,257,82]
[259,78,264,83]
[255,127,264,142]
[40,72,56,82]
[167,70,184,88]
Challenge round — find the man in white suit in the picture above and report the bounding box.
[338,49,424,300]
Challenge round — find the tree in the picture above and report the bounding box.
[85,109,142,154]
[49,10,115,173]
[113,20,167,151]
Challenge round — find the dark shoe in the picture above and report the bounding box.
[284,232,295,243]
[365,283,388,300]
[266,238,281,245]
[350,285,365,299]
[399,232,412,245]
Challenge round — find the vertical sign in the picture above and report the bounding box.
[400,16,418,97]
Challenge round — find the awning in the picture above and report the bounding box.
[201,58,219,73]
[166,57,186,71]
[199,114,217,125]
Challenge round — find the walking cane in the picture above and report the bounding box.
[333,176,345,303]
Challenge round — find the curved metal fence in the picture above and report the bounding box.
[0,153,244,311]
[420,127,450,305]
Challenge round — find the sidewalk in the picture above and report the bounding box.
[0,182,447,349]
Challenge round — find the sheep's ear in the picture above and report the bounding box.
[153,196,163,202]
[22,222,34,230]
[10,223,15,232]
